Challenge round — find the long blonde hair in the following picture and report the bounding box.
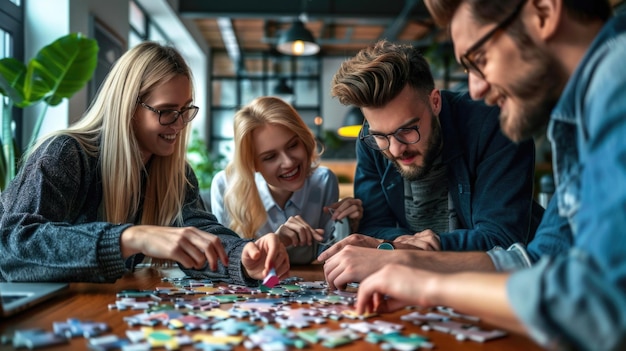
[28,42,194,227]
[224,97,320,238]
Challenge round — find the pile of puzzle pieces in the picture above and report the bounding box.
[1,275,507,350]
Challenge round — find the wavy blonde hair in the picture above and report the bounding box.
[224,97,320,238]
[29,42,194,227]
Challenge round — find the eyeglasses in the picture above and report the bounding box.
[360,123,421,151]
[460,0,527,79]
[138,100,199,126]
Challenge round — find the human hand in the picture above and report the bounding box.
[276,215,324,247]
[241,233,290,280]
[394,230,441,251]
[326,197,363,233]
[317,233,381,262]
[120,225,228,270]
[355,264,439,314]
[323,246,397,290]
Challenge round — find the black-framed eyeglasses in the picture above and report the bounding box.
[360,123,421,151]
[138,100,199,126]
[460,0,527,79]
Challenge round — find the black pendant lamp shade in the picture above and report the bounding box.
[277,20,320,56]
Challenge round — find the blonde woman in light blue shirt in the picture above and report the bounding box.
[211,97,362,264]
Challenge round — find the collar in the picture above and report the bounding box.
[256,172,307,211]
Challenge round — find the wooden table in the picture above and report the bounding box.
[0,264,542,350]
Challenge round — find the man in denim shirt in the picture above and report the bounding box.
[351,1,626,350]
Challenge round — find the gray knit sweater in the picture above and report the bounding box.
[0,135,256,285]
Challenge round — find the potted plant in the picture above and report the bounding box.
[186,129,227,209]
[0,33,98,189]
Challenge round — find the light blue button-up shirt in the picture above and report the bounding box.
[211,166,339,264]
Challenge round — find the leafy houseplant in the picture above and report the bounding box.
[187,129,227,207]
[0,33,98,189]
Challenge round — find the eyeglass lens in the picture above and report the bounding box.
[160,107,198,125]
[363,127,420,151]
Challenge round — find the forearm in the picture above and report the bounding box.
[0,218,128,282]
[400,250,496,273]
[430,271,528,334]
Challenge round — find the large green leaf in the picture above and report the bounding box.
[0,33,98,108]
[32,33,99,106]
[0,33,99,189]
[0,57,28,106]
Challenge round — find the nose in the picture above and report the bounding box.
[170,115,186,131]
[387,136,407,158]
[468,72,490,100]
[278,152,296,168]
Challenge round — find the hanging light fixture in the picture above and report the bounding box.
[277,18,320,56]
[337,107,365,138]
[272,78,295,104]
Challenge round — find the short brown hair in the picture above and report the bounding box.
[331,40,435,108]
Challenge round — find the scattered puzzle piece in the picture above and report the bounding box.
[126,327,192,350]
[10,328,68,349]
[365,331,434,350]
[423,320,506,342]
[211,318,259,336]
[275,308,326,329]
[340,320,403,334]
[296,327,360,348]
[192,333,243,351]
[52,318,109,338]
[400,311,450,325]
[87,335,132,351]
[243,325,307,351]
[261,268,279,289]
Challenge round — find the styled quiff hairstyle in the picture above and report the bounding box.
[30,42,194,227]
[425,0,612,28]
[223,96,320,239]
[331,40,435,108]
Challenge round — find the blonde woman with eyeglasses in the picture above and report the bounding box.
[0,42,289,284]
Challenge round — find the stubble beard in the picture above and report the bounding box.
[390,114,443,181]
[499,41,566,142]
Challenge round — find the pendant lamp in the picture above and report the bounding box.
[277,19,320,56]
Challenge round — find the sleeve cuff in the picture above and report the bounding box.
[487,243,533,271]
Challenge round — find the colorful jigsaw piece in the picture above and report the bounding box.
[211,318,259,336]
[243,325,307,351]
[52,318,109,338]
[365,331,434,350]
[192,333,243,351]
[261,268,279,289]
[9,329,68,349]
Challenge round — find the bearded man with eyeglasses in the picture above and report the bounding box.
[320,40,553,289]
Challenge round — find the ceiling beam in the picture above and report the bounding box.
[178,0,432,22]
[380,0,421,40]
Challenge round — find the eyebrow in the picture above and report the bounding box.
[149,99,194,109]
[369,117,420,135]
[257,135,299,158]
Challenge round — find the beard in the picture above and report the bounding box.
[499,40,567,142]
[389,113,443,181]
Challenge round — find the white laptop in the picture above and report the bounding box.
[0,282,68,317]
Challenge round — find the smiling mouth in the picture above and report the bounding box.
[160,133,177,140]
[397,151,419,162]
[279,166,300,179]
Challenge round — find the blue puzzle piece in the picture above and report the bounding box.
[10,329,68,349]
[53,318,109,338]
[365,331,433,350]
[211,318,258,336]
